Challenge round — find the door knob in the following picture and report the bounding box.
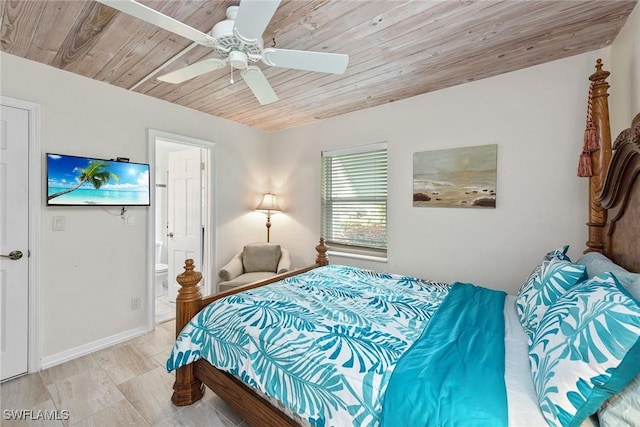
[167,232,174,237]
[1,250,23,260]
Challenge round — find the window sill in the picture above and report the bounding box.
[327,250,388,263]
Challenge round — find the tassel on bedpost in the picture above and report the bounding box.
[577,79,602,177]
[584,123,600,152]
[583,80,601,152]
[577,152,593,177]
[171,259,205,406]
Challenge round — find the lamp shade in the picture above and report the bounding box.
[256,193,281,212]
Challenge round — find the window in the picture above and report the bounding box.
[321,143,387,253]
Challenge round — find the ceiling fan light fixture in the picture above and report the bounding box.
[229,51,249,69]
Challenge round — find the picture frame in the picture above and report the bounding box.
[413,144,497,208]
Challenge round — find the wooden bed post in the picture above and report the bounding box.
[316,238,329,266]
[171,259,205,406]
[585,59,612,254]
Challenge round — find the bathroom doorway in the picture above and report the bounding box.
[148,129,215,326]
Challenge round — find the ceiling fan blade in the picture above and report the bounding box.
[233,0,281,43]
[96,0,216,47]
[261,48,349,75]
[157,58,227,84]
[241,66,279,105]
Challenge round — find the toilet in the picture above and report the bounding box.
[155,241,169,296]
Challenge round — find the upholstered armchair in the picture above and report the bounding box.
[218,243,290,292]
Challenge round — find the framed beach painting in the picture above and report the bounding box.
[413,144,497,208]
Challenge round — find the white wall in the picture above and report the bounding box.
[270,50,613,294]
[610,3,640,133]
[0,52,270,362]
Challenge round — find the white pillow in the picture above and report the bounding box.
[576,252,640,300]
[598,374,640,426]
[628,276,640,302]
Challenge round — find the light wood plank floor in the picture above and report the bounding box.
[0,320,248,426]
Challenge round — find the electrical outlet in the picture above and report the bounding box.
[131,297,141,310]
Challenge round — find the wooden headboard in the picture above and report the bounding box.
[585,59,640,273]
[598,113,640,273]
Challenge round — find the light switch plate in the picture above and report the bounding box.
[53,216,65,231]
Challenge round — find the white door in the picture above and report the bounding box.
[167,148,202,301]
[0,105,30,381]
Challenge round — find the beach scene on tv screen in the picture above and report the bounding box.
[47,154,150,205]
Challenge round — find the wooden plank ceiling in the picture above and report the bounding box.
[1,0,637,132]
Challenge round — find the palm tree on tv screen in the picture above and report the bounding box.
[47,160,120,201]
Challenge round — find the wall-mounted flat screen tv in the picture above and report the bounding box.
[47,153,150,206]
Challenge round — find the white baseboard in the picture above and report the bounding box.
[40,326,149,370]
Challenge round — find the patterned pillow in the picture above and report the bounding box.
[517,246,569,314]
[517,246,571,297]
[529,273,640,427]
[547,245,571,261]
[517,253,586,340]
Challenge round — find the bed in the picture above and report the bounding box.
[167,60,640,427]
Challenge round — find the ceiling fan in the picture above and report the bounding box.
[96,0,349,105]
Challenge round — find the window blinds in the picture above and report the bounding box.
[321,143,387,250]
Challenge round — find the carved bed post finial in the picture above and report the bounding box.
[585,59,612,254]
[171,259,205,406]
[315,238,329,266]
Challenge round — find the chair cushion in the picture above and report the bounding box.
[242,243,281,273]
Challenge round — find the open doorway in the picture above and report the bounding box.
[148,129,215,326]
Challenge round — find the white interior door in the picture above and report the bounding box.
[0,105,30,381]
[167,148,202,301]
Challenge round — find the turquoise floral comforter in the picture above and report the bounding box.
[166,265,451,426]
[167,265,509,426]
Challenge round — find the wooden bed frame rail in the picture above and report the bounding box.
[171,238,329,424]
